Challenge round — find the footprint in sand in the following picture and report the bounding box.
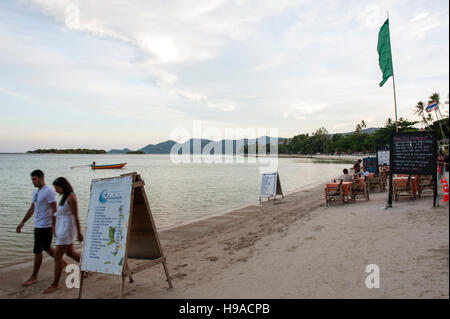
[234,257,248,263]
[286,245,298,252]
[174,272,187,279]
[174,263,188,270]
[206,256,219,262]
[312,225,325,232]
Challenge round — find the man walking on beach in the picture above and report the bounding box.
[16,170,58,286]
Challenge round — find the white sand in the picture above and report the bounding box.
[0,174,448,299]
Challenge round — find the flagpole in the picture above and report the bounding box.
[387,11,399,133]
[435,108,445,139]
[436,106,448,138]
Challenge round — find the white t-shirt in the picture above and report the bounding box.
[32,185,57,228]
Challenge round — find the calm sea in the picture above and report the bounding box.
[0,154,349,268]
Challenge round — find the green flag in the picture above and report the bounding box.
[377,19,393,87]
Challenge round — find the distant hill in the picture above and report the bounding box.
[339,127,380,136]
[108,137,285,154]
[138,140,177,154]
[164,137,284,154]
[108,148,132,154]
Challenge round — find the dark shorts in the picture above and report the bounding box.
[33,227,52,254]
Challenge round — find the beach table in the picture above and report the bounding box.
[325,181,352,206]
[392,176,418,201]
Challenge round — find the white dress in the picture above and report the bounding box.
[54,197,75,245]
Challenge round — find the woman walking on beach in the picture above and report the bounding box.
[44,177,83,294]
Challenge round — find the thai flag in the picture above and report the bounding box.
[426,101,438,112]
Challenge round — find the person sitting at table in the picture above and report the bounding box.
[359,167,370,177]
[340,169,353,182]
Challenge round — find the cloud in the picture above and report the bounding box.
[25,0,306,111]
[411,11,430,23]
[0,0,448,151]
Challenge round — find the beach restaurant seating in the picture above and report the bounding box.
[392,175,417,201]
[350,175,370,202]
[368,173,386,193]
[417,175,435,198]
[325,179,345,206]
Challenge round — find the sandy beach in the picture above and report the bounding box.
[0,174,448,299]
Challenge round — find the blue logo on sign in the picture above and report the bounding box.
[99,189,122,203]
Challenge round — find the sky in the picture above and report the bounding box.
[0,0,448,152]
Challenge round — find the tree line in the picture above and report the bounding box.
[246,92,449,155]
[27,149,107,154]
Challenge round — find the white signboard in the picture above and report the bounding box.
[81,175,133,275]
[261,172,278,197]
[377,150,390,166]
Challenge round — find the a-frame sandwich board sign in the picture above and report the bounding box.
[79,172,172,298]
[260,172,284,202]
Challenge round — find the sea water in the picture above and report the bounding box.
[0,154,350,268]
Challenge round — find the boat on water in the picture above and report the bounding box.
[91,163,127,170]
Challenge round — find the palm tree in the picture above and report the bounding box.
[386,118,393,126]
[414,101,424,116]
[429,92,447,138]
[361,120,367,129]
[445,94,449,118]
[428,92,440,105]
[414,101,430,127]
[355,123,362,133]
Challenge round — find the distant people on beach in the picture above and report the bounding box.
[340,169,353,182]
[16,170,57,287]
[353,159,362,174]
[43,177,84,294]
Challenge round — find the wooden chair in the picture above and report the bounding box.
[393,176,415,201]
[417,175,434,198]
[351,176,369,202]
[325,180,344,206]
[368,174,385,193]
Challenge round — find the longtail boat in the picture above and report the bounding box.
[91,163,127,170]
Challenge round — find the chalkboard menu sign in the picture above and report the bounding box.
[390,132,437,175]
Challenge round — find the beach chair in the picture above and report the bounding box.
[393,176,415,201]
[350,176,369,202]
[417,175,434,198]
[325,180,344,207]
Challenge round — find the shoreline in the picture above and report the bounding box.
[1,152,366,160]
[159,177,328,233]
[0,177,330,272]
[1,174,447,298]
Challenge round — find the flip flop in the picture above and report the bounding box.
[22,279,38,286]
